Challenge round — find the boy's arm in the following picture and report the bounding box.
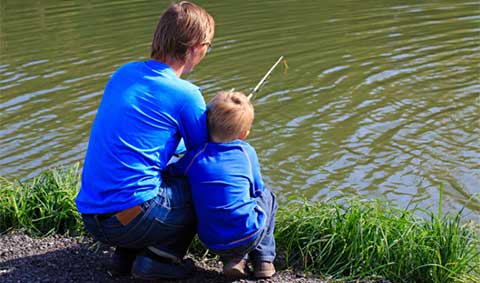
[246,145,266,197]
[166,150,195,176]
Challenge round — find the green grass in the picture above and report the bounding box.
[1,164,479,282]
[275,199,479,283]
[0,163,83,236]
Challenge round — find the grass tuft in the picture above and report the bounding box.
[0,163,83,236]
[275,199,480,283]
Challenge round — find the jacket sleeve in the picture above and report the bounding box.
[247,145,266,197]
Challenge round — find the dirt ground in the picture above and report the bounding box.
[0,232,333,283]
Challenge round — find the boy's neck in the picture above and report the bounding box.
[210,130,249,143]
[210,136,238,143]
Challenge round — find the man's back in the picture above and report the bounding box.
[77,60,207,214]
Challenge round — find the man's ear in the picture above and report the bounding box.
[186,46,195,58]
[189,43,203,56]
[239,130,250,140]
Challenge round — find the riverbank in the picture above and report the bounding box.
[0,232,331,283]
[1,165,479,282]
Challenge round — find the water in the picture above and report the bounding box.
[1,0,479,220]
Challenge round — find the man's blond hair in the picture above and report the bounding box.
[151,1,215,62]
[207,91,254,142]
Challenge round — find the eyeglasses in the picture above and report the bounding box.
[202,41,212,53]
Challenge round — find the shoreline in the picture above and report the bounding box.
[0,231,335,283]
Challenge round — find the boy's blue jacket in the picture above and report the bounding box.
[169,139,267,250]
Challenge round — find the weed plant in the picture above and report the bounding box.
[275,198,480,283]
[0,163,83,236]
[0,165,478,282]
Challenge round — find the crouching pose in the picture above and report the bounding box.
[76,1,214,280]
[169,91,278,278]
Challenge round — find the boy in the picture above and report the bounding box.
[169,91,278,278]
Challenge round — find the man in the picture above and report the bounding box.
[76,1,214,280]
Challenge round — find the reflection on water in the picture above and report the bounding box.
[1,0,479,220]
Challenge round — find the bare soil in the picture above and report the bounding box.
[0,232,332,283]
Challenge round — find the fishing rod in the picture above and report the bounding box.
[247,55,284,100]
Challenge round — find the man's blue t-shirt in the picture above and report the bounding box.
[76,60,208,214]
[169,139,267,250]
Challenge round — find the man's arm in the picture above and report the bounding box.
[178,88,208,151]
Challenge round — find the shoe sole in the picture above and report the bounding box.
[223,267,247,278]
[254,269,275,278]
[254,272,275,278]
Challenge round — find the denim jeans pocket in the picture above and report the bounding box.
[104,204,154,247]
[85,177,195,251]
[105,199,195,250]
[108,220,155,248]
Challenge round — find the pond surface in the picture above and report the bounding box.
[1,0,479,220]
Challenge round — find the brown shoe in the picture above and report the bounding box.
[222,258,247,278]
[254,261,275,278]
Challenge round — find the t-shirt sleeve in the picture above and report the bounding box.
[178,88,208,151]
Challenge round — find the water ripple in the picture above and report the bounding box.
[0,0,478,220]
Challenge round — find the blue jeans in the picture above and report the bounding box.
[81,175,195,260]
[211,189,278,263]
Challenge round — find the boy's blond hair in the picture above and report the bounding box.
[207,91,254,142]
[151,1,215,63]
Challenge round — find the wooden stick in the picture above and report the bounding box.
[247,56,284,100]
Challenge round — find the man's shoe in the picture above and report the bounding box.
[107,247,136,277]
[222,258,247,278]
[131,255,195,280]
[254,261,275,278]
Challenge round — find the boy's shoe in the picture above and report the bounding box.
[131,255,195,280]
[107,247,136,277]
[254,261,276,278]
[222,258,247,278]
